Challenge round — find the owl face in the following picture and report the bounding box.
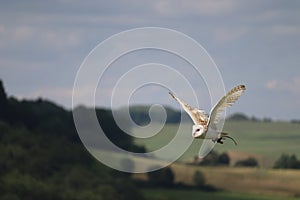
[192,124,205,138]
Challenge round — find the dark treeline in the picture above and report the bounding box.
[126,106,296,125]
[0,80,146,200]
[273,154,300,169]
[190,151,258,168]
[125,105,183,125]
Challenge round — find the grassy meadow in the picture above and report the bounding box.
[134,162,300,198]
[133,120,300,167]
[170,164,300,197]
[142,188,299,200]
[132,120,300,199]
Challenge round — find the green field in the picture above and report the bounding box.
[134,164,300,198]
[142,189,300,200]
[133,120,300,198]
[133,120,300,167]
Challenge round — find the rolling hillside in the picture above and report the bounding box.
[133,120,300,168]
[135,163,300,198]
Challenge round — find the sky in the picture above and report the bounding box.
[1,0,300,120]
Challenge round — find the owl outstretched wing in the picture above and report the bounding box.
[208,85,246,128]
[169,92,208,125]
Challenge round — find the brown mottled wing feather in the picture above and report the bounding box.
[208,85,246,127]
[169,92,208,125]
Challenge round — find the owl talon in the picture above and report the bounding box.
[217,137,224,144]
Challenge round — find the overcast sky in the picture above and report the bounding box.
[1,1,300,120]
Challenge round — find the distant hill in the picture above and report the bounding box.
[0,80,145,200]
[125,106,278,125]
[133,120,300,168]
[118,105,196,125]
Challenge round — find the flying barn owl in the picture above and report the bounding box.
[169,85,246,145]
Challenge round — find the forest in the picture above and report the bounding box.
[1,79,300,200]
[0,80,148,200]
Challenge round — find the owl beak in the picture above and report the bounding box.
[193,131,201,138]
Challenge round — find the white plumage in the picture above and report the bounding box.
[169,85,246,145]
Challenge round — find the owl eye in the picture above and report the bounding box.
[196,128,200,132]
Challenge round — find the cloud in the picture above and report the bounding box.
[0,25,5,33]
[213,26,248,43]
[265,80,278,90]
[153,0,242,16]
[12,26,34,41]
[286,77,300,97]
[270,25,300,36]
[249,10,287,23]
[265,77,300,98]
[1,1,300,120]
[43,29,82,48]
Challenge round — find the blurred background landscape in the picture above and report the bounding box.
[1,80,300,200]
[1,1,300,200]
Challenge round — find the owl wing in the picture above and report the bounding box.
[169,92,208,125]
[208,85,246,128]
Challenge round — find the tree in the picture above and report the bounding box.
[193,171,206,187]
[218,152,230,165]
[273,154,300,169]
[199,151,219,166]
[0,79,147,200]
[263,117,272,122]
[235,157,258,167]
[0,80,8,120]
[199,151,230,166]
[227,113,249,121]
[147,166,175,188]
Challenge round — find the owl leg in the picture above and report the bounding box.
[217,137,224,144]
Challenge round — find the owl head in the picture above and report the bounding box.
[192,124,205,138]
